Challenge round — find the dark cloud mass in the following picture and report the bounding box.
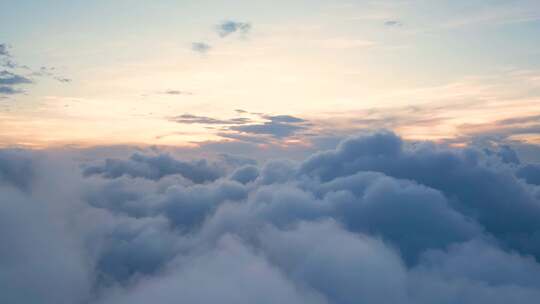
[2,131,540,303]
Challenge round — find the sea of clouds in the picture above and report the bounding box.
[2,131,540,304]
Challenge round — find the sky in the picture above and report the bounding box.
[1,0,539,148]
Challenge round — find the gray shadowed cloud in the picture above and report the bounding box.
[192,42,212,54]
[3,131,540,303]
[0,70,32,96]
[31,66,72,83]
[0,44,9,56]
[230,120,307,138]
[191,20,252,54]
[0,86,24,95]
[169,114,252,125]
[0,44,16,69]
[0,70,32,85]
[163,90,193,95]
[385,20,403,27]
[168,112,310,141]
[517,164,540,185]
[217,20,252,37]
[83,152,225,183]
[229,114,309,138]
[263,115,306,123]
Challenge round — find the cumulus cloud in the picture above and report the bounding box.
[2,131,540,303]
[0,149,34,190]
[83,153,225,183]
[517,164,540,185]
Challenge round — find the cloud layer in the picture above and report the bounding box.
[1,131,540,303]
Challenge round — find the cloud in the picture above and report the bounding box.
[230,121,306,138]
[0,70,32,85]
[0,44,9,56]
[517,164,540,185]
[451,114,540,145]
[263,115,306,123]
[2,131,540,303]
[0,71,32,96]
[163,90,192,95]
[0,188,92,304]
[169,112,309,141]
[229,114,309,138]
[190,20,252,55]
[229,165,259,184]
[217,20,252,37]
[0,44,16,69]
[385,20,403,27]
[301,132,540,260]
[0,149,35,190]
[0,86,24,95]
[98,235,326,304]
[83,153,225,183]
[192,42,212,54]
[31,66,71,83]
[169,114,252,125]
[0,44,70,97]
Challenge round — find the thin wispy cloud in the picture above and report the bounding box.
[163,90,193,96]
[217,20,252,37]
[384,20,403,27]
[0,71,32,85]
[0,44,8,56]
[192,42,212,54]
[0,43,71,97]
[168,112,310,142]
[191,19,252,54]
[0,86,24,95]
[169,114,253,125]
